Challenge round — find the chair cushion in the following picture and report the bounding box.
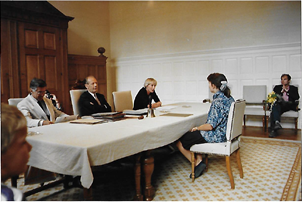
[190,140,239,156]
[244,106,267,116]
[282,110,299,118]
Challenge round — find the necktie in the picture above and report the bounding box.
[94,95,101,105]
[282,88,289,102]
[38,100,50,120]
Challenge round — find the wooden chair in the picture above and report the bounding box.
[69,89,87,115]
[190,100,246,189]
[112,91,133,112]
[243,85,268,131]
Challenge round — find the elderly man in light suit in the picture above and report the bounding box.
[17,78,69,127]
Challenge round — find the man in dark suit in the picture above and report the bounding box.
[269,74,300,138]
[78,76,111,116]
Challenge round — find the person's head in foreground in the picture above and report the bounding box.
[1,103,32,182]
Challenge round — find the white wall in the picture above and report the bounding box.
[115,43,302,129]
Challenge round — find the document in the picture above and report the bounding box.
[55,115,78,123]
[69,119,105,124]
[160,113,193,117]
[123,108,148,115]
[92,112,125,119]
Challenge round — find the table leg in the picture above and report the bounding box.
[143,150,155,201]
[133,154,144,201]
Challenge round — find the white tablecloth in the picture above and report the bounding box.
[27,102,210,188]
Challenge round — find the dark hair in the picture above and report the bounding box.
[30,78,47,90]
[281,74,291,81]
[207,73,231,98]
[72,79,86,90]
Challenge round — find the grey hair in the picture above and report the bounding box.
[144,78,157,88]
[30,78,47,91]
[1,103,27,153]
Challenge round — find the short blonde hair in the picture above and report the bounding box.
[144,78,157,88]
[1,103,27,153]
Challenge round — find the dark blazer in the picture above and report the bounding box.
[133,87,160,110]
[273,85,300,110]
[78,91,112,116]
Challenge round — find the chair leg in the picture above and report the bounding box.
[226,156,235,189]
[262,116,265,131]
[295,117,298,131]
[191,152,195,182]
[236,149,244,178]
[243,115,246,127]
[205,154,209,172]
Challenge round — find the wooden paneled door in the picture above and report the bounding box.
[67,54,107,114]
[18,22,64,102]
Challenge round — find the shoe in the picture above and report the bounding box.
[269,130,277,138]
[194,162,206,179]
[274,121,282,130]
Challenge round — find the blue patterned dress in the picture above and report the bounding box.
[200,91,235,143]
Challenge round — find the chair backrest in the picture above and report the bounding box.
[226,100,246,141]
[8,98,24,106]
[243,85,267,104]
[112,91,133,112]
[70,89,87,115]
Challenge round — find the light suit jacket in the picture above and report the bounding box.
[17,94,69,127]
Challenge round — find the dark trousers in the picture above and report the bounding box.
[270,101,294,129]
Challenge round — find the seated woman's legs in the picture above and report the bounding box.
[177,131,207,178]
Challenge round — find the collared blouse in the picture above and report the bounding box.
[200,91,235,143]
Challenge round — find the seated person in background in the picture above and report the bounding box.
[17,78,70,127]
[45,90,61,111]
[1,103,32,201]
[269,74,300,138]
[133,78,162,110]
[176,73,235,179]
[78,75,112,116]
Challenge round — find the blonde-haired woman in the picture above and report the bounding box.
[133,78,162,110]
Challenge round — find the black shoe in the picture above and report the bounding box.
[269,130,277,138]
[274,121,282,130]
[194,162,206,179]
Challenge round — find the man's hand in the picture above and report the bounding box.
[42,121,54,125]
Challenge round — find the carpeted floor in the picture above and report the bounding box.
[5,137,301,201]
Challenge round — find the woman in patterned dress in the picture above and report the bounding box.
[176,73,235,179]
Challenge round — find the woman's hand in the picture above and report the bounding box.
[191,127,199,132]
[191,124,213,132]
[151,101,162,109]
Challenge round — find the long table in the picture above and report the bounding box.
[27,102,210,200]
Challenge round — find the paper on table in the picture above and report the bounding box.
[160,113,193,117]
[55,115,78,123]
[123,108,148,115]
[91,112,122,117]
[69,119,105,124]
[157,106,177,112]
